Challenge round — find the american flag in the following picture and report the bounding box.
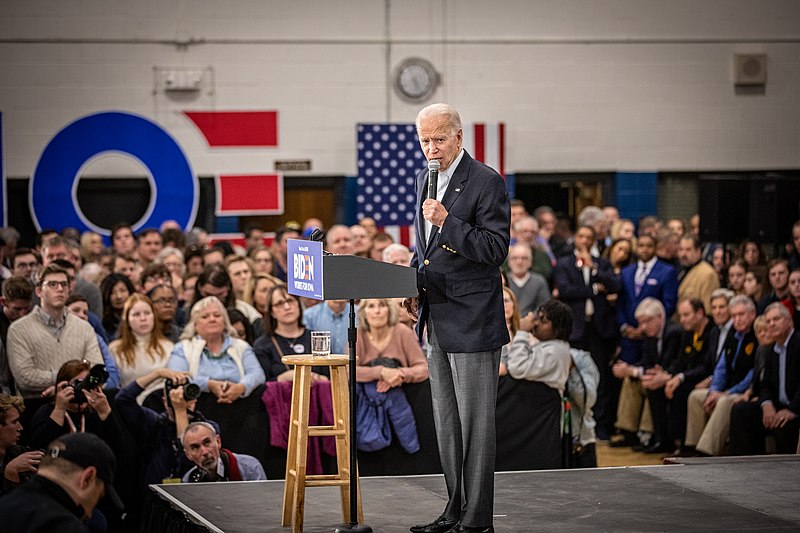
[356,123,505,249]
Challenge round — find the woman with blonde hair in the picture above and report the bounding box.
[167,296,265,403]
[109,293,174,388]
[355,298,428,393]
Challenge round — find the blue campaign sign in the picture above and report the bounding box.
[287,238,324,300]
[30,111,197,235]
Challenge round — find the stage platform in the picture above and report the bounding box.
[149,455,800,532]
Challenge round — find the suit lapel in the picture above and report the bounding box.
[424,151,472,256]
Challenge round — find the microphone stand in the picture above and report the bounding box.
[335,297,372,532]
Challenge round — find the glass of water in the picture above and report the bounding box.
[311,331,331,357]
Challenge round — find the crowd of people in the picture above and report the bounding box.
[0,203,797,530]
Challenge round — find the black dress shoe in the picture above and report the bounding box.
[444,525,494,533]
[642,440,673,454]
[410,516,458,533]
[609,434,639,448]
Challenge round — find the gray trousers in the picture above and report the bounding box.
[427,322,501,528]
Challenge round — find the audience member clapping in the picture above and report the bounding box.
[100,273,135,339]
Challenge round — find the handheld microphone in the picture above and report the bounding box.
[427,159,440,200]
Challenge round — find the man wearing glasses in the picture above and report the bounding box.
[6,265,102,399]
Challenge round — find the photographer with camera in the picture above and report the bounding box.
[115,367,217,488]
[28,360,117,451]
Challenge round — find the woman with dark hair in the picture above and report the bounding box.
[184,245,206,276]
[727,258,748,294]
[603,238,633,274]
[227,307,255,345]
[737,239,766,268]
[505,299,573,396]
[743,265,768,304]
[252,285,329,382]
[100,273,136,339]
[147,285,182,342]
[111,223,136,255]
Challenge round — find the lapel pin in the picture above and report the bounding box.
[455,188,461,192]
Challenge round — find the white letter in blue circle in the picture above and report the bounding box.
[30,111,197,234]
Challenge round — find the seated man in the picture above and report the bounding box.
[641,298,714,454]
[684,295,757,456]
[730,303,799,455]
[182,421,266,482]
[611,297,681,450]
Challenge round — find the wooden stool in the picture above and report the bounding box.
[280,354,363,532]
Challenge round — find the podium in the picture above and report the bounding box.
[287,241,417,532]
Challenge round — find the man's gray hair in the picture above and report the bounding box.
[729,295,756,313]
[416,103,462,134]
[513,216,539,234]
[710,288,734,304]
[764,301,791,319]
[182,421,218,447]
[634,297,665,320]
[382,243,410,262]
[578,206,605,228]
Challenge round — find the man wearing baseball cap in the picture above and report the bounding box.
[0,432,123,532]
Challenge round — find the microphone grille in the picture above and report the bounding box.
[428,159,440,171]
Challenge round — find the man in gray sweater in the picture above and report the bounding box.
[6,265,102,399]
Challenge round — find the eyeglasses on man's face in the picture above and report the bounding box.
[42,280,69,289]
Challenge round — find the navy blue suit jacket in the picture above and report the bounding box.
[616,259,678,363]
[553,254,621,342]
[411,151,510,353]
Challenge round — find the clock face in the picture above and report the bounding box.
[394,58,438,102]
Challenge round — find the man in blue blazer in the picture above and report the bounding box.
[617,233,679,365]
[553,225,621,439]
[406,103,509,533]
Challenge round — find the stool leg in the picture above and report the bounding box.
[291,366,312,533]
[331,365,351,522]
[281,366,304,526]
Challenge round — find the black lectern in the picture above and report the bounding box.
[292,251,417,532]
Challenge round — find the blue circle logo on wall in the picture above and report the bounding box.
[30,111,198,234]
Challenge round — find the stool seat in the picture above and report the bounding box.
[281,353,350,366]
[280,352,362,532]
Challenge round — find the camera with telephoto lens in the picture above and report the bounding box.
[165,378,201,403]
[71,364,109,404]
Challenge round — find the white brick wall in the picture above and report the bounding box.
[1,0,798,177]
